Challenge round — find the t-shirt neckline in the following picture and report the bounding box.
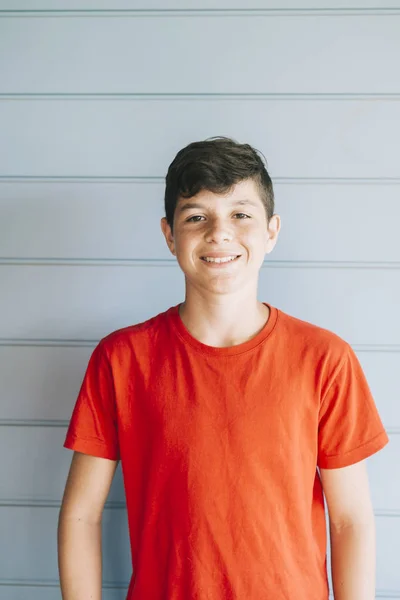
[167,302,278,356]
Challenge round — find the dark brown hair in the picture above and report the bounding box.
[164,136,275,232]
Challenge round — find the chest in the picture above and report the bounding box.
[116,349,319,467]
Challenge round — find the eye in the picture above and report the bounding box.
[186,215,204,223]
[186,213,250,223]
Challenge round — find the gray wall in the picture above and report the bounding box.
[1,2,399,598]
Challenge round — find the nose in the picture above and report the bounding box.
[204,217,234,243]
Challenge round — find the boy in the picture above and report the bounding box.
[58,136,389,599]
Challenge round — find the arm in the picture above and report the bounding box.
[320,460,376,600]
[57,451,119,600]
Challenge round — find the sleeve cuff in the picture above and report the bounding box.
[318,430,389,469]
[64,433,120,461]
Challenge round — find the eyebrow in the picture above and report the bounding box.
[177,198,259,213]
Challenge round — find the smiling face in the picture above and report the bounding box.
[160,178,281,297]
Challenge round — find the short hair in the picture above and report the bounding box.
[164,136,275,232]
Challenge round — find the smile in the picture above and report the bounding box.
[200,255,241,264]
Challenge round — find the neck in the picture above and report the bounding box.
[178,293,270,348]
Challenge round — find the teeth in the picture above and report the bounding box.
[202,256,238,263]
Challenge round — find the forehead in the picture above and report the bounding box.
[176,179,264,212]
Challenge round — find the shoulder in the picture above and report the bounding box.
[274,307,369,410]
[275,306,352,369]
[97,306,172,358]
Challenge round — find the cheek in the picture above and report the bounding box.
[242,224,267,243]
[174,233,196,257]
[247,232,270,258]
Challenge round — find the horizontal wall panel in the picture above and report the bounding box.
[0,505,396,590]
[0,15,399,93]
[0,426,125,502]
[1,99,399,178]
[0,265,185,340]
[0,346,398,427]
[356,351,400,429]
[3,2,400,10]
[1,181,400,263]
[0,586,395,600]
[376,518,400,591]
[0,346,93,420]
[0,588,126,600]
[368,436,400,513]
[0,587,396,600]
[0,426,395,508]
[0,506,131,584]
[1,264,399,344]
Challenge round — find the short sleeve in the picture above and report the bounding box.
[63,340,120,461]
[317,343,389,469]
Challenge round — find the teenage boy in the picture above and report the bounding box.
[58,136,389,600]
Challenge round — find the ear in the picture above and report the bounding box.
[160,217,176,256]
[265,214,281,254]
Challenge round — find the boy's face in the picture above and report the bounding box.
[161,178,280,297]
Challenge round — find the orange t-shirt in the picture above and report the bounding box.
[64,302,389,599]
